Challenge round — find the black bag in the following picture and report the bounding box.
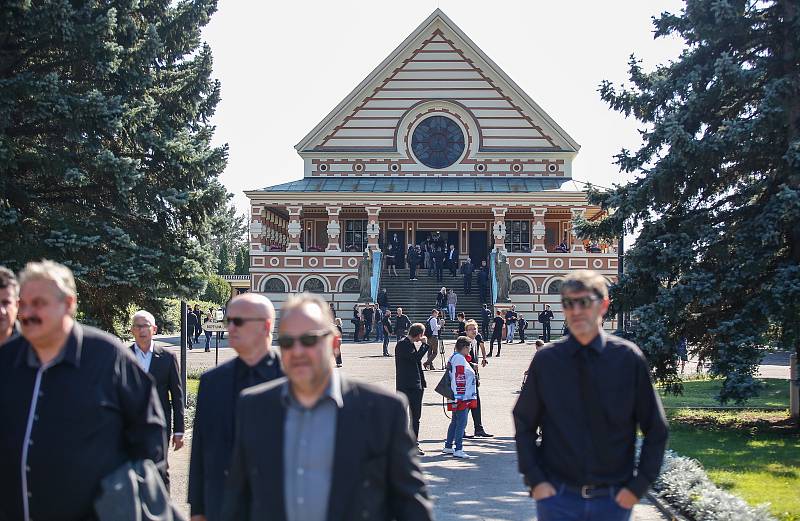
[434,360,454,400]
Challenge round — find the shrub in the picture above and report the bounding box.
[653,450,777,521]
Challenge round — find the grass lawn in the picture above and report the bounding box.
[668,409,800,521]
[659,377,789,408]
[186,378,199,397]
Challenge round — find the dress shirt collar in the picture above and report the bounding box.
[235,348,278,377]
[134,341,155,357]
[281,369,344,410]
[18,323,82,369]
[565,329,607,356]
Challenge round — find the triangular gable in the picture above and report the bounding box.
[296,9,580,154]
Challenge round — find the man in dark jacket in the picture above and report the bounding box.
[377,288,389,311]
[362,304,374,340]
[188,293,283,521]
[461,257,474,294]
[395,307,411,342]
[221,294,433,521]
[446,244,459,277]
[538,304,555,342]
[477,266,490,304]
[130,309,185,489]
[187,307,199,350]
[0,261,165,521]
[433,247,445,282]
[395,323,430,455]
[481,303,492,339]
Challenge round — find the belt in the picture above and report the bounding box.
[557,482,617,499]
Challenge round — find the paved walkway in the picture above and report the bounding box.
[165,338,669,520]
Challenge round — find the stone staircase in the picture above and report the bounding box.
[378,267,486,339]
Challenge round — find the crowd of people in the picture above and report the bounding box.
[0,262,668,521]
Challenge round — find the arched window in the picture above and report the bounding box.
[262,277,287,293]
[341,278,360,293]
[547,279,563,295]
[302,278,325,294]
[510,279,532,295]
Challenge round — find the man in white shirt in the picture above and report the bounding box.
[130,310,185,488]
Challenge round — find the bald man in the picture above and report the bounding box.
[188,293,284,521]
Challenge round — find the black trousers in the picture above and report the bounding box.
[398,388,424,442]
[409,262,417,279]
[519,328,526,342]
[479,285,488,303]
[470,387,483,432]
[490,331,502,354]
[383,333,391,355]
[481,321,489,338]
[435,264,443,281]
[464,276,472,294]
[543,322,551,342]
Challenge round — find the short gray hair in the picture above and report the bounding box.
[561,270,609,300]
[132,310,156,326]
[0,267,18,297]
[18,260,77,301]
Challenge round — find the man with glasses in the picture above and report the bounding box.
[130,310,185,489]
[513,270,668,521]
[221,293,433,521]
[189,293,283,521]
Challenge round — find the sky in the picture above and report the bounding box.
[201,0,687,217]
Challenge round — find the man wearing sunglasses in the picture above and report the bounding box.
[221,293,433,521]
[188,293,283,521]
[513,270,668,521]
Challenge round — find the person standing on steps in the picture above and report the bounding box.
[395,307,411,342]
[513,270,668,521]
[395,323,430,456]
[436,287,447,316]
[377,288,389,313]
[447,288,458,321]
[477,263,490,304]
[382,309,393,357]
[461,257,474,295]
[488,309,504,357]
[433,247,445,283]
[446,244,459,277]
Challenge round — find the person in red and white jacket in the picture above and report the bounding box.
[442,336,478,459]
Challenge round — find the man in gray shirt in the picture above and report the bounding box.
[221,293,433,521]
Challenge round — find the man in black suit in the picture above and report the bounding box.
[395,322,430,456]
[461,257,474,294]
[130,309,185,489]
[221,294,433,521]
[187,307,198,350]
[433,247,445,282]
[446,244,459,277]
[477,264,490,303]
[188,293,283,521]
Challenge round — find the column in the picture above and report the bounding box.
[492,207,507,251]
[286,205,303,251]
[570,208,586,253]
[531,207,547,253]
[249,204,265,252]
[325,206,342,251]
[365,206,381,251]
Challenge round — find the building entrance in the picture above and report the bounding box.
[415,230,458,252]
[469,231,489,267]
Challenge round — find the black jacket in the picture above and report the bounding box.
[130,344,184,437]
[188,353,283,521]
[377,292,389,308]
[394,337,429,390]
[220,377,434,521]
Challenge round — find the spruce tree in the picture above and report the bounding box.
[0,0,228,332]
[580,0,800,402]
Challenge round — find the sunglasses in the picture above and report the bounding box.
[561,296,601,310]
[223,317,267,327]
[277,330,331,350]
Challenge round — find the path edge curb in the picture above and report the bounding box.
[646,491,690,521]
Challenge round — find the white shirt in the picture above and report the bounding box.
[134,342,154,372]
[428,316,441,336]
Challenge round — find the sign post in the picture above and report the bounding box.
[180,301,188,407]
[202,321,226,366]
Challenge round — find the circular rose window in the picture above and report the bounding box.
[411,116,465,169]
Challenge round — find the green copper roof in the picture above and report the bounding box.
[260,176,570,193]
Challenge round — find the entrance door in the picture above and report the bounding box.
[469,231,489,267]
[415,230,458,252]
